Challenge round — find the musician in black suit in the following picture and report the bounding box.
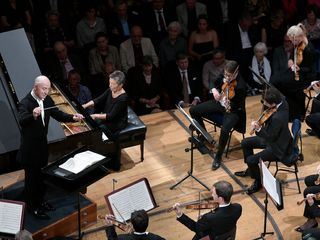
[17,75,84,219]
[306,81,320,138]
[105,209,165,240]
[172,180,242,240]
[164,53,202,108]
[236,88,292,194]
[189,60,246,170]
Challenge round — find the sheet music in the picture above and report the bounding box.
[261,161,281,205]
[59,150,105,174]
[0,201,23,235]
[107,180,155,221]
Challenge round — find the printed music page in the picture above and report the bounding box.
[260,160,280,205]
[59,150,105,174]
[0,200,24,235]
[105,179,156,222]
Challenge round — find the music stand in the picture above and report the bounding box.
[253,159,283,240]
[170,105,214,191]
[42,146,110,240]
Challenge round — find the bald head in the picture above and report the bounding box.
[33,75,51,100]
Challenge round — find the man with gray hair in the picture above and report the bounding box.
[17,75,83,219]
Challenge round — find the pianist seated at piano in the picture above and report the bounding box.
[82,70,128,171]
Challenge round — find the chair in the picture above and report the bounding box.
[118,107,147,162]
[202,111,246,157]
[270,119,303,193]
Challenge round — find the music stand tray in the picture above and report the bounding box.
[42,146,111,239]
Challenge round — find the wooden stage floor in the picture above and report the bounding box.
[1,95,320,239]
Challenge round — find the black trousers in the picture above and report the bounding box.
[24,165,46,210]
[242,136,279,182]
[306,113,320,138]
[303,174,320,218]
[189,100,239,157]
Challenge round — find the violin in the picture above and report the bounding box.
[249,106,277,135]
[98,215,133,232]
[167,201,219,212]
[293,41,307,81]
[297,193,320,205]
[219,66,239,112]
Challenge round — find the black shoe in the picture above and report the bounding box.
[41,201,55,212]
[306,128,316,136]
[235,168,250,177]
[211,155,221,170]
[246,180,262,195]
[32,208,50,219]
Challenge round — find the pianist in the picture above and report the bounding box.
[17,75,84,219]
[82,70,128,171]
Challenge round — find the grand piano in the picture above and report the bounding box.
[0,29,111,171]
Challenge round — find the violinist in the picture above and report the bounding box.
[305,81,320,138]
[235,88,292,194]
[105,209,165,240]
[295,165,320,233]
[172,180,242,240]
[189,60,246,170]
[270,24,316,122]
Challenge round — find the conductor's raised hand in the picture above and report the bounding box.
[33,107,41,119]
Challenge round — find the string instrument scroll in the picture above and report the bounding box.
[249,106,277,135]
[219,66,239,112]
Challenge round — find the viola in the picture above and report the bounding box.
[98,215,133,233]
[249,106,277,135]
[294,41,307,81]
[185,201,219,210]
[219,66,239,112]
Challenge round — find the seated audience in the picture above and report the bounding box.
[82,71,128,171]
[89,32,120,75]
[120,25,159,73]
[172,180,242,240]
[67,70,94,114]
[105,209,165,240]
[159,21,187,69]
[272,34,294,75]
[127,55,162,115]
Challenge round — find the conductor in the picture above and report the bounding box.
[17,75,84,219]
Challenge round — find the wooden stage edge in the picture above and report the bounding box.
[1,95,320,240]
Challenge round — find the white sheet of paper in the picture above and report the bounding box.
[102,132,109,141]
[0,202,23,235]
[261,161,281,205]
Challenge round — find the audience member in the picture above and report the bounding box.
[188,14,219,75]
[202,48,228,96]
[105,209,165,240]
[127,55,162,115]
[67,70,94,114]
[251,42,271,90]
[45,41,87,87]
[120,25,159,73]
[165,53,201,108]
[302,5,320,50]
[176,0,207,37]
[272,34,294,75]
[159,21,187,69]
[76,4,106,49]
[244,0,270,25]
[89,32,120,75]
[173,180,242,240]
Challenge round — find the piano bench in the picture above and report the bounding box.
[118,107,147,162]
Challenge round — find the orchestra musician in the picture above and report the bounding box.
[105,209,165,240]
[172,180,242,240]
[189,60,246,170]
[235,88,292,194]
[17,75,84,219]
[270,23,316,122]
[82,71,128,171]
[295,165,320,233]
[305,81,320,138]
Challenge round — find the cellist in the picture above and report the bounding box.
[234,88,292,194]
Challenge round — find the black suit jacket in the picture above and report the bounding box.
[106,226,165,240]
[256,99,292,161]
[165,65,201,105]
[177,203,242,240]
[17,93,74,167]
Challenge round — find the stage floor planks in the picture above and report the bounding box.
[1,95,320,239]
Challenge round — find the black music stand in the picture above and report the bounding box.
[42,146,110,240]
[253,160,283,240]
[170,105,214,191]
